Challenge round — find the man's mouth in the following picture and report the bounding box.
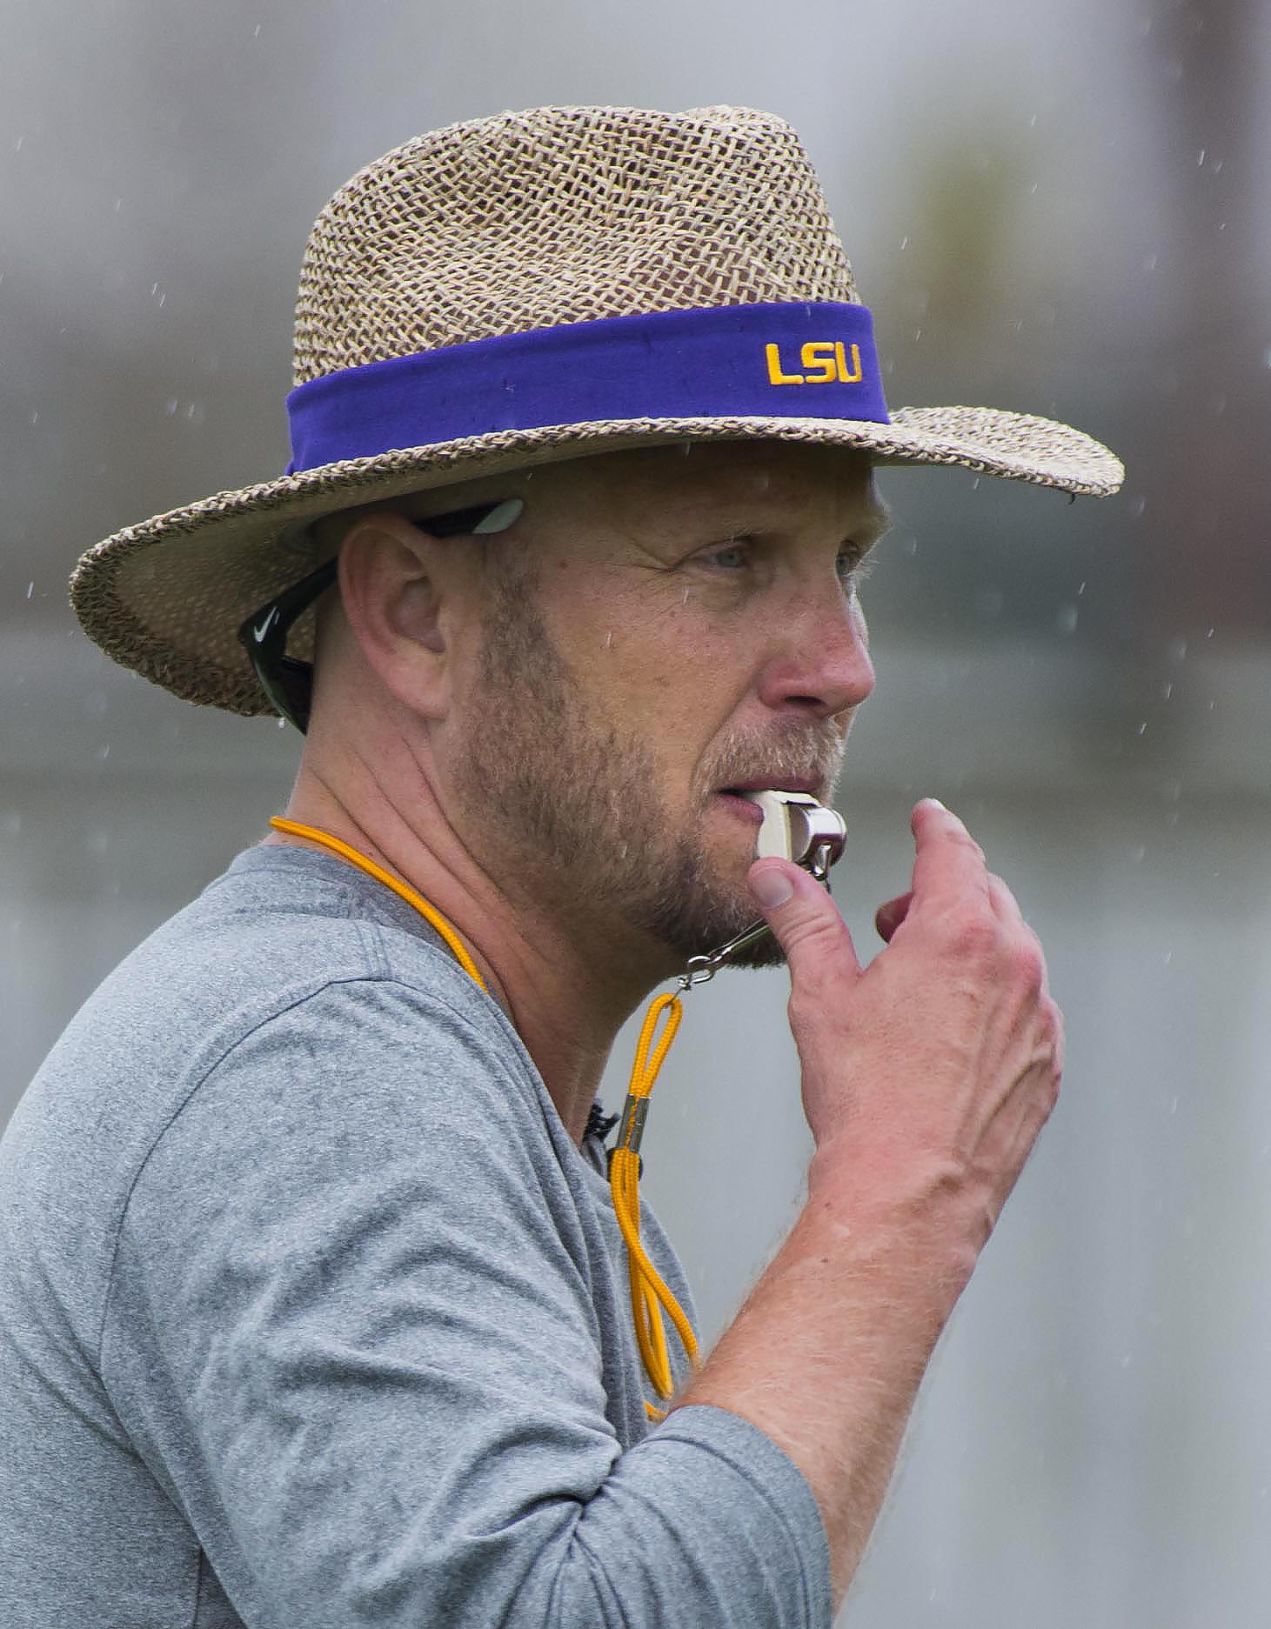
[714,779,826,823]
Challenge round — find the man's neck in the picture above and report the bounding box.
[263,763,673,1147]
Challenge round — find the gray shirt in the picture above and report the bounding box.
[0,844,830,1627]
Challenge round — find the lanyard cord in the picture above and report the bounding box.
[267,816,697,1420]
[270,817,488,990]
[607,992,700,1414]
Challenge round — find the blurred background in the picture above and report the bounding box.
[2,0,1269,1623]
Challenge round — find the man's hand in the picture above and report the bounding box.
[676,799,1064,1612]
[747,797,1063,1268]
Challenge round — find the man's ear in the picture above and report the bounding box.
[334,510,453,719]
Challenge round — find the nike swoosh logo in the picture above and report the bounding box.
[252,608,280,644]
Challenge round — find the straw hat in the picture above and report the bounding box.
[70,104,1123,717]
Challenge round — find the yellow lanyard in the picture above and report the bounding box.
[269,817,698,1421]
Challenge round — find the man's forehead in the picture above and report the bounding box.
[542,441,887,534]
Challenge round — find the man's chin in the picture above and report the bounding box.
[664,902,789,971]
[718,929,788,971]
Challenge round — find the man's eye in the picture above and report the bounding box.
[702,540,751,570]
[838,549,877,593]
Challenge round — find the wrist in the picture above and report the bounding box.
[804,1144,981,1307]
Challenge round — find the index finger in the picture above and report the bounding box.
[908,798,992,909]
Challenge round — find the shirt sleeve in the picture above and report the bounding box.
[101,976,831,1629]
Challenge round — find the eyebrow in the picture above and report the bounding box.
[854,499,894,548]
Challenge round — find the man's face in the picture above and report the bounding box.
[448,441,884,971]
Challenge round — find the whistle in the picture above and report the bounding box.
[682,790,847,985]
[742,790,846,877]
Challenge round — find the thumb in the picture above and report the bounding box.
[747,859,862,984]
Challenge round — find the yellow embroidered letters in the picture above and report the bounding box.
[764,340,863,386]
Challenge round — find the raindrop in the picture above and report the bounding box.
[1196,148,1205,166]
[1169,636,1187,662]
[1205,627,1215,639]
[1136,721,1148,736]
[165,398,179,416]
[14,135,24,153]
[898,235,909,251]
[1169,1092,1179,1111]
[1055,604,1079,635]
[1132,844,1146,863]
[114,197,122,213]
[253,22,261,35]
[604,629,614,649]
[1161,681,1173,700]
[1263,347,1271,370]
[1027,113,1038,128]
[1142,253,1158,272]
[913,327,923,341]
[25,582,34,599]
[277,717,287,728]
[96,744,111,760]
[1128,495,1146,517]
[1163,952,1174,969]
[1077,580,1087,596]
[29,409,39,426]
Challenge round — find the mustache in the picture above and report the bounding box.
[702,721,848,801]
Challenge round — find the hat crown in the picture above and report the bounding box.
[293,104,858,385]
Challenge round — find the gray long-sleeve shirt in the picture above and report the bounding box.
[0,844,830,1627]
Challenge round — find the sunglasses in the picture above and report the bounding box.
[237,498,522,734]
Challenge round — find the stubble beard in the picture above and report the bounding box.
[455,552,845,969]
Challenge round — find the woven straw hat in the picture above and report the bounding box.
[70,104,1123,717]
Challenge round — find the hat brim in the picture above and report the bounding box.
[70,405,1123,716]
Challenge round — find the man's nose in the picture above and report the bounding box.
[755,591,876,719]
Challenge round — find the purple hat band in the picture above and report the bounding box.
[285,300,889,474]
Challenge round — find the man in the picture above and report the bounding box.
[0,106,1121,1626]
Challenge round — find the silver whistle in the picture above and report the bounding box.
[681,791,846,987]
[744,790,846,877]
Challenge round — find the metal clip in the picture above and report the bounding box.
[615,1095,650,1154]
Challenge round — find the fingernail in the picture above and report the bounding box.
[750,868,794,909]
[921,797,947,814]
